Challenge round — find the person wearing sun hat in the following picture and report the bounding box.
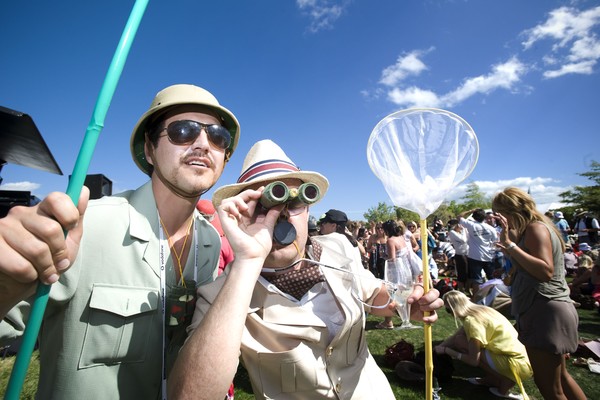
[209,139,328,205]
[574,209,599,246]
[552,211,571,244]
[130,83,240,176]
[579,242,593,252]
[0,84,239,399]
[169,139,443,400]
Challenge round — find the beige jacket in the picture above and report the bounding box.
[192,233,395,399]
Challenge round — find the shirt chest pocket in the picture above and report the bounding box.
[79,284,159,369]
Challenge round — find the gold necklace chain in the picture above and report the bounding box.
[160,216,194,287]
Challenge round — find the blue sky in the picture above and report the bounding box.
[1,0,599,221]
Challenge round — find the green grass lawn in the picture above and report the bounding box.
[232,308,600,400]
[2,305,599,399]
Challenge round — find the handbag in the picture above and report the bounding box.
[383,339,415,368]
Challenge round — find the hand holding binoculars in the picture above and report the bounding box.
[259,181,321,246]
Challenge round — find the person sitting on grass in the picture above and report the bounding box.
[591,257,600,312]
[568,254,595,297]
[435,290,532,400]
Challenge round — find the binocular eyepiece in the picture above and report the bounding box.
[260,181,320,209]
[259,181,321,246]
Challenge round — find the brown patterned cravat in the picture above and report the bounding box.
[263,241,325,300]
[264,262,325,300]
[310,241,323,262]
[263,243,325,300]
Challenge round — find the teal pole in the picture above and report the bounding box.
[4,1,150,398]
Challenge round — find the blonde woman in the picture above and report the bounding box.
[492,187,586,400]
[435,290,532,400]
[403,220,421,253]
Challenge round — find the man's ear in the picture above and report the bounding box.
[144,135,155,168]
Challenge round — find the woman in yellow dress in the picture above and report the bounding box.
[435,290,532,399]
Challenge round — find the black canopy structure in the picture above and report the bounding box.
[0,105,63,181]
[0,106,63,216]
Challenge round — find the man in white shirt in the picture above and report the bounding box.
[448,219,469,292]
[458,208,498,295]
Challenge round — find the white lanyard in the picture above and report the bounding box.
[158,215,198,400]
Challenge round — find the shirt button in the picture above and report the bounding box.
[326,346,333,356]
[335,379,342,392]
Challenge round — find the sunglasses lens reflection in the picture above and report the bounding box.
[166,120,231,149]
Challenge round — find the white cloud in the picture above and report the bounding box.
[542,54,559,65]
[372,6,599,108]
[381,55,527,108]
[569,35,600,61]
[522,6,600,50]
[441,57,527,107]
[297,0,345,33]
[0,181,41,192]
[521,5,600,78]
[543,59,597,78]
[446,176,573,211]
[379,49,432,87]
[386,86,441,108]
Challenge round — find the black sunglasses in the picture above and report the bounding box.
[159,120,231,150]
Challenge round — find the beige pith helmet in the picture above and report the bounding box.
[130,84,240,175]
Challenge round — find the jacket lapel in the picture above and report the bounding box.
[193,212,220,285]
[313,235,365,342]
[128,181,161,278]
[313,235,356,301]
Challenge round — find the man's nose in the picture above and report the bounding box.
[191,128,211,149]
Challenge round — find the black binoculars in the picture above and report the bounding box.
[260,181,320,209]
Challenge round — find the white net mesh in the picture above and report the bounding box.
[367,108,479,218]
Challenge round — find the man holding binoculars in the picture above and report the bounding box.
[169,139,443,400]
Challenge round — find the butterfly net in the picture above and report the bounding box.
[367,108,479,218]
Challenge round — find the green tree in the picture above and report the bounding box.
[363,202,396,222]
[559,160,600,217]
[428,202,460,224]
[460,182,490,211]
[362,184,491,229]
[364,201,463,227]
[443,200,464,220]
[393,207,420,225]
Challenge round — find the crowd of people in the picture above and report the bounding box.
[0,82,595,399]
[334,194,595,400]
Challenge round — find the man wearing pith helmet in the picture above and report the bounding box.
[0,84,239,399]
[169,139,443,399]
